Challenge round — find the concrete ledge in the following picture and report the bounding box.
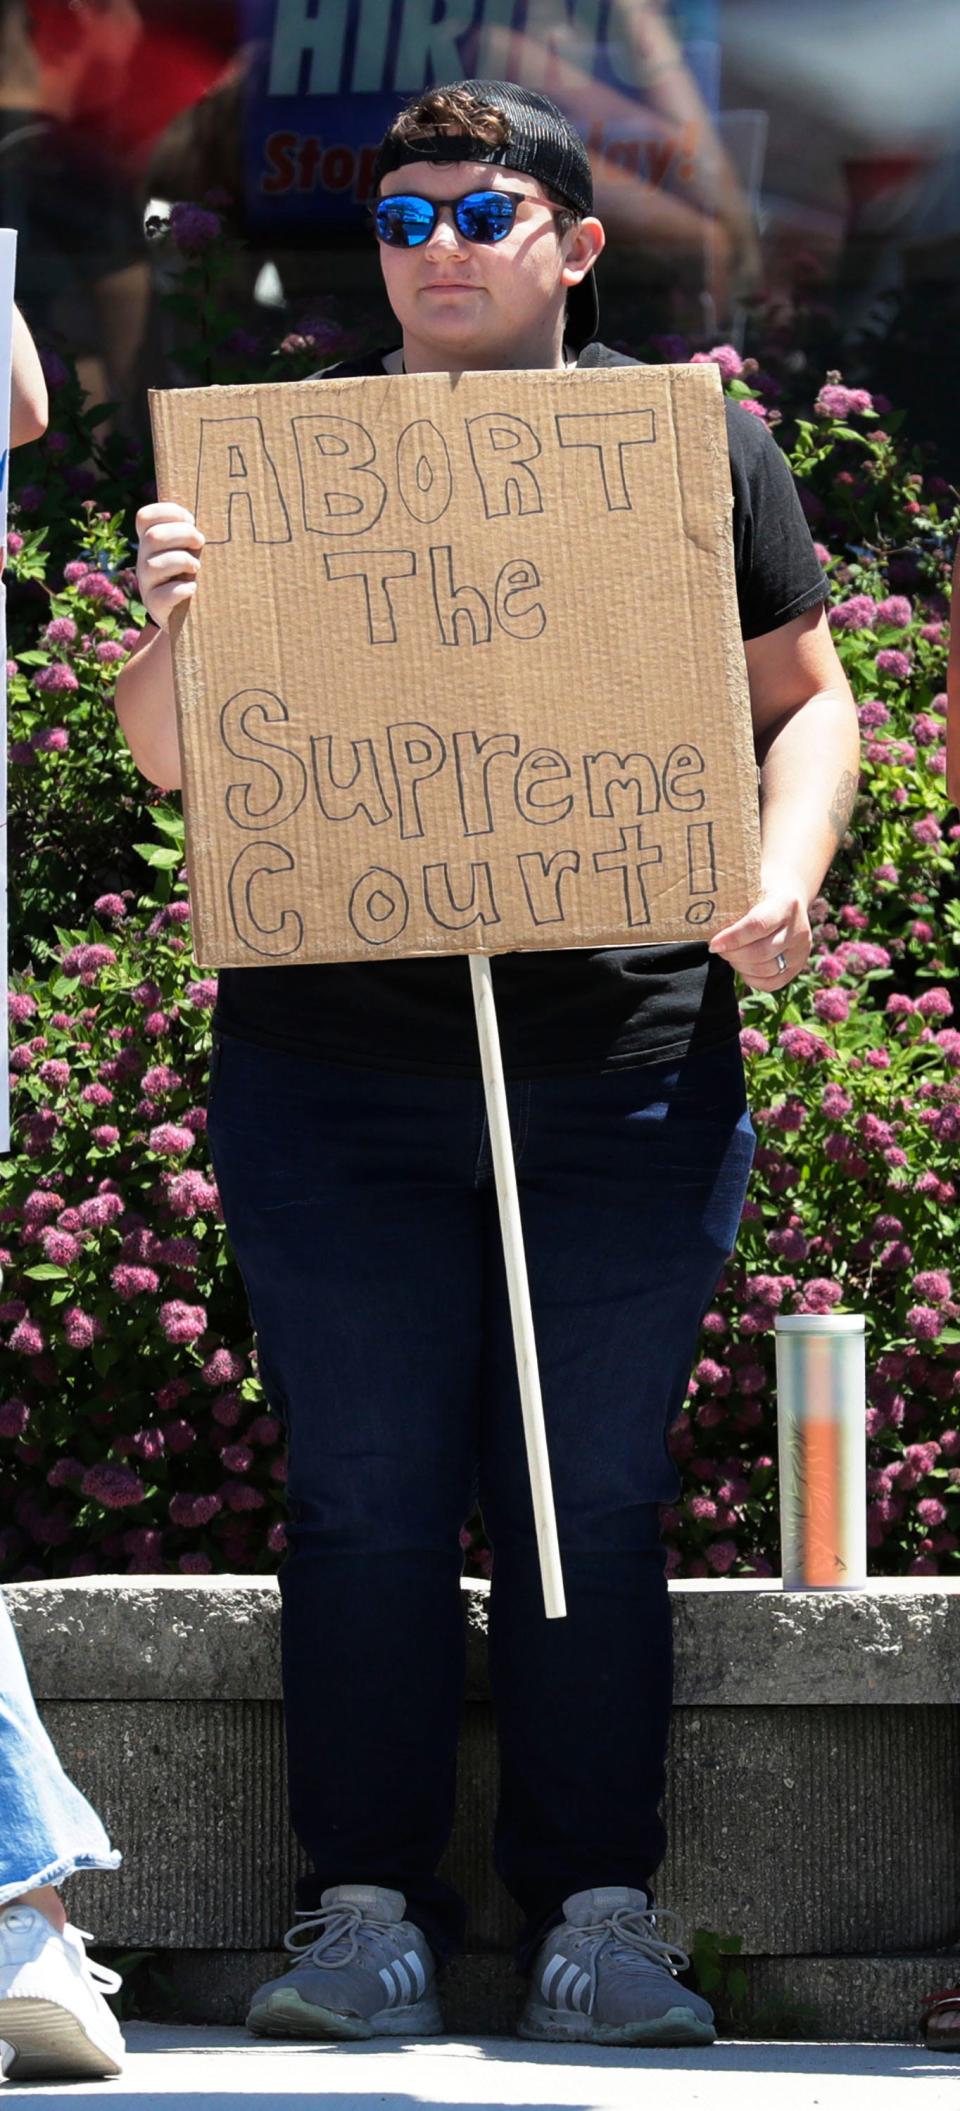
[104,1949,949,2044]
[7,1574,960,1704]
[34,1696,960,1956]
[6,1577,960,2038]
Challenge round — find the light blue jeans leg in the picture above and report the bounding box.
[0,1594,120,1906]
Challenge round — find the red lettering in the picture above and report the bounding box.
[262,131,297,196]
[322,144,355,192]
[297,136,323,191]
[607,138,641,176]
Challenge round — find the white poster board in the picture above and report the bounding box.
[0,231,15,1155]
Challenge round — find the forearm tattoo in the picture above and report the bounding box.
[827,768,858,846]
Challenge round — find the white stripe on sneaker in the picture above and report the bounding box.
[404,1950,427,1998]
[378,1966,397,2004]
[553,1962,580,2009]
[572,1971,592,2012]
[392,1959,413,2004]
[540,1954,564,2002]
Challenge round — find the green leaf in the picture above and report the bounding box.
[147,806,185,844]
[134,843,182,868]
[81,401,119,429]
[24,1263,70,1281]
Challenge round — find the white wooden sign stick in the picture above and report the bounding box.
[469,954,566,1621]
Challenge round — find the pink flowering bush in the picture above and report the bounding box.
[6,263,361,960]
[148,200,362,389]
[652,352,960,1582]
[5,507,157,958]
[1,860,289,1579]
[2,297,959,1579]
[668,991,960,1581]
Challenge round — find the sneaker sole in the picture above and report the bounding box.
[0,1996,124,2079]
[246,1987,444,2041]
[518,2000,716,2048]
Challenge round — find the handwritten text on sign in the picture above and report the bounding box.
[150,365,761,969]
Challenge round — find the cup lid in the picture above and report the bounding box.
[775,1314,866,1334]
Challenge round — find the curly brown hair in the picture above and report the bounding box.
[381,87,577,228]
[387,86,511,151]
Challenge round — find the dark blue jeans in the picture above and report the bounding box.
[207,1032,754,1962]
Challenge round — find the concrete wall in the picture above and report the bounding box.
[6,1575,960,2040]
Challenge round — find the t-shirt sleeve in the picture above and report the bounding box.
[725,400,829,640]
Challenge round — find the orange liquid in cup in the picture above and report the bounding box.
[802,1415,842,1586]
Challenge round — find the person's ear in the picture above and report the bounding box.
[561,214,605,289]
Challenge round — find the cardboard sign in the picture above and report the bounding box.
[0,229,17,1152]
[150,362,761,970]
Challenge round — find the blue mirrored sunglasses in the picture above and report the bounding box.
[373,187,563,248]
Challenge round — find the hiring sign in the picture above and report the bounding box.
[150,361,761,971]
[240,0,717,230]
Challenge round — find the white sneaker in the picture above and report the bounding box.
[0,1904,125,2080]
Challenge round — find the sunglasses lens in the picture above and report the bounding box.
[456,191,518,242]
[375,196,436,247]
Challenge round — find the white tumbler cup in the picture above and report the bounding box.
[774,1313,867,1591]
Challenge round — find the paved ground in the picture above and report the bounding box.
[2,2026,957,2107]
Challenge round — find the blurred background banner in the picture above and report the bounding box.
[238,0,721,235]
[0,1,956,449]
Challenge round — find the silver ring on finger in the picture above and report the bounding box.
[775,951,787,975]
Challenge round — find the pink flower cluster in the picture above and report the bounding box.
[814,382,874,418]
[61,942,117,984]
[62,567,127,612]
[34,662,78,695]
[690,344,744,381]
[168,203,222,255]
[828,594,876,633]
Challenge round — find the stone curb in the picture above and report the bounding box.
[6,1575,960,1704]
[109,1946,953,2044]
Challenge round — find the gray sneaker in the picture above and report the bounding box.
[519,1885,716,2047]
[246,1885,442,2041]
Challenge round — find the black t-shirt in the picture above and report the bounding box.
[214,343,828,1078]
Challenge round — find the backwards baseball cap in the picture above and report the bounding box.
[372,79,600,351]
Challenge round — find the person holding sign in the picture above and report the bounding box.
[118,81,859,2049]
